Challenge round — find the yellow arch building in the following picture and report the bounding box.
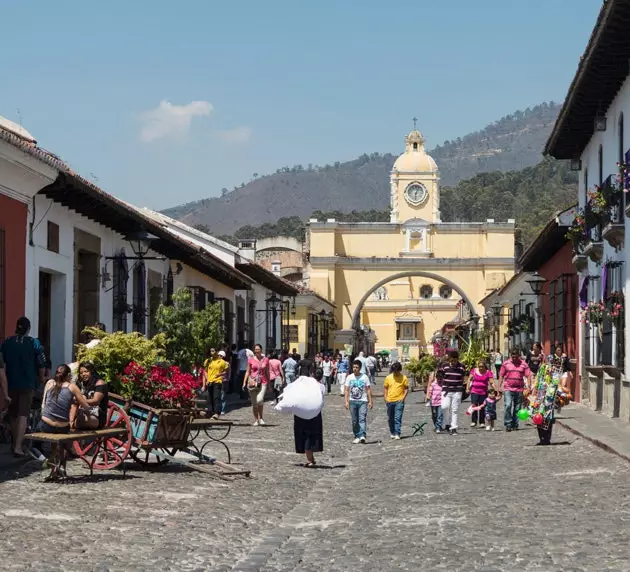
[307,128,516,355]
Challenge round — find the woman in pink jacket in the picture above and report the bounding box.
[427,371,444,433]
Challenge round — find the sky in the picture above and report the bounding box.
[1,0,602,210]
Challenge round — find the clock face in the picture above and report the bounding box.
[404,182,428,206]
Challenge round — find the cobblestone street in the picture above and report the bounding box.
[1,383,630,571]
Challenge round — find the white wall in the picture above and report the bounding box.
[578,74,629,373]
[26,195,169,366]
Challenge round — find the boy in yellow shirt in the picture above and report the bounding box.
[203,348,228,419]
[383,362,409,439]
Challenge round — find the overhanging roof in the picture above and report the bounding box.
[41,173,253,290]
[545,0,630,158]
[235,262,299,296]
[518,206,575,272]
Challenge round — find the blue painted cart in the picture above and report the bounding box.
[109,394,250,479]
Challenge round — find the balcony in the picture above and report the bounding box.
[583,222,604,262]
[571,252,588,273]
[602,187,625,250]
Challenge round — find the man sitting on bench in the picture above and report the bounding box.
[38,364,90,478]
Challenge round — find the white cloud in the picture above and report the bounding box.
[214,126,252,144]
[139,100,213,142]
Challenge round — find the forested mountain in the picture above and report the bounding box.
[163,102,562,235]
[209,158,577,249]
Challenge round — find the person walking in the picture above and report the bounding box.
[498,348,533,432]
[269,353,285,404]
[243,344,270,426]
[383,362,408,439]
[0,351,9,413]
[237,344,254,399]
[336,354,349,396]
[438,350,468,436]
[366,353,377,386]
[322,355,334,394]
[467,359,496,428]
[427,371,443,432]
[293,368,326,467]
[493,348,504,379]
[282,352,298,385]
[344,359,373,443]
[203,348,228,420]
[0,317,46,457]
[356,351,368,376]
[219,350,231,414]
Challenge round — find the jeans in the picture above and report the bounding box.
[349,401,368,438]
[504,390,523,428]
[206,383,222,416]
[431,405,443,430]
[368,367,376,385]
[285,373,296,384]
[221,381,229,414]
[324,376,332,393]
[386,400,405,436]
[440,391,462,430]
[470,392,486,425]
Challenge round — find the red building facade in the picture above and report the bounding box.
[0,193,28,341]
[519,211,581,401]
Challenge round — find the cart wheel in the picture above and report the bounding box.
[132,447,179,467]
[73,402,132,470]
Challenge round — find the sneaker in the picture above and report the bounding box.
[359,437,366,443]
[435,428,441,434]
[444,425,451,432]
[449,428,457,435]
[390,434,396,439]
[506,427,512,432]
[353,438,361,444]
[485,425,491,431]
[211,414,219,420]
[394,435,401,440]
[258,419,266,426]
[470,422,477,428]
[492,427,497,432]
[252,420,259,426]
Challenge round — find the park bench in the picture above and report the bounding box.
[25,428,128,480]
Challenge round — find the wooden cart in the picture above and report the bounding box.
[109,394,250,480]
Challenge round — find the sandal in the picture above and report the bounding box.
[304,461,317,468]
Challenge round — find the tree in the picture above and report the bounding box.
[221,188,228,197]
[155,288,223,371]
[193,223,210,233]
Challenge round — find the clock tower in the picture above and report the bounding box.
[390,128,440,224]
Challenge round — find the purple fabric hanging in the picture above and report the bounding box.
[625,150,630,190]
[579,276,589,309]
[602,264,608,301]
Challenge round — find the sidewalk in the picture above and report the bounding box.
[557,403,630,462]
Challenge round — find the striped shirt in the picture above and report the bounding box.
[438,362,468,393]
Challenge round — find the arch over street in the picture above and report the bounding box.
[350,270,478,330]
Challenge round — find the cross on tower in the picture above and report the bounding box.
[412,117,418,129]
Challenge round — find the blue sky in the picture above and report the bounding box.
[1,0,601,210]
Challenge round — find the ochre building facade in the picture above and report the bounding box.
[307,128,516,355]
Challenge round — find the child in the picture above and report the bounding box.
[427,371,443,433]
[471,389,502,431]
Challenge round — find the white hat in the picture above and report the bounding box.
[218,350,226,357]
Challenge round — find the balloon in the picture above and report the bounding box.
[532,413,544,426]
[517,408,530,421]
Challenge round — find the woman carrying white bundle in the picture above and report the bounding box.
[292,368,325,467]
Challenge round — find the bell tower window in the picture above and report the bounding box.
[413,142,418,151]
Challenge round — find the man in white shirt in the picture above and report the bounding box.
[344,360,373,443]
[322,355,333,394]
[366,354,377,385]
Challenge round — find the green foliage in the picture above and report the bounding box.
[155,288,223,371]
[405,355,439,385]
[75,328,166,392]
[459,334,490,371]
[310,209,390,223]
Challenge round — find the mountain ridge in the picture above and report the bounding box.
[163,102,562,234]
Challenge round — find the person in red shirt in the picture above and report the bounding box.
[498,348,533,431]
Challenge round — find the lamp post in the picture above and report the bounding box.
[525,272,547,344]
[265,293,284,352]
[105,230,165,261]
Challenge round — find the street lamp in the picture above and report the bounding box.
[125,230,158,258]
[265,293,284,351]
[525,272,547,296]
[491,302,503,318]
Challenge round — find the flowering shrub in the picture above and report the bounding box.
[606,291,624,321]
[566,209,587,254]
[587,187,607,211]
[119,361,200,409]
[580,301,605,325]
[617,161,630,194]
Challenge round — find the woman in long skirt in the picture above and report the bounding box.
[294,368,325,467]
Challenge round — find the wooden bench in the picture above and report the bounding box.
[25,428,129,480]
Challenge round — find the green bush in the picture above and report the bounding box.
[155,288,223,372]
[75,327,166,392]
[405,355,439,388]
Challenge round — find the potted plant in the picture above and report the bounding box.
[606,291,624,322]
[580,301,605,326]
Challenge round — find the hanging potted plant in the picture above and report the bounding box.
[606,291,624,322]
[566,209,588,254]
[580,301,605,326]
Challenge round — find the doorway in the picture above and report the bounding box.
[38,271,52,361]
[73,229,101,347]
